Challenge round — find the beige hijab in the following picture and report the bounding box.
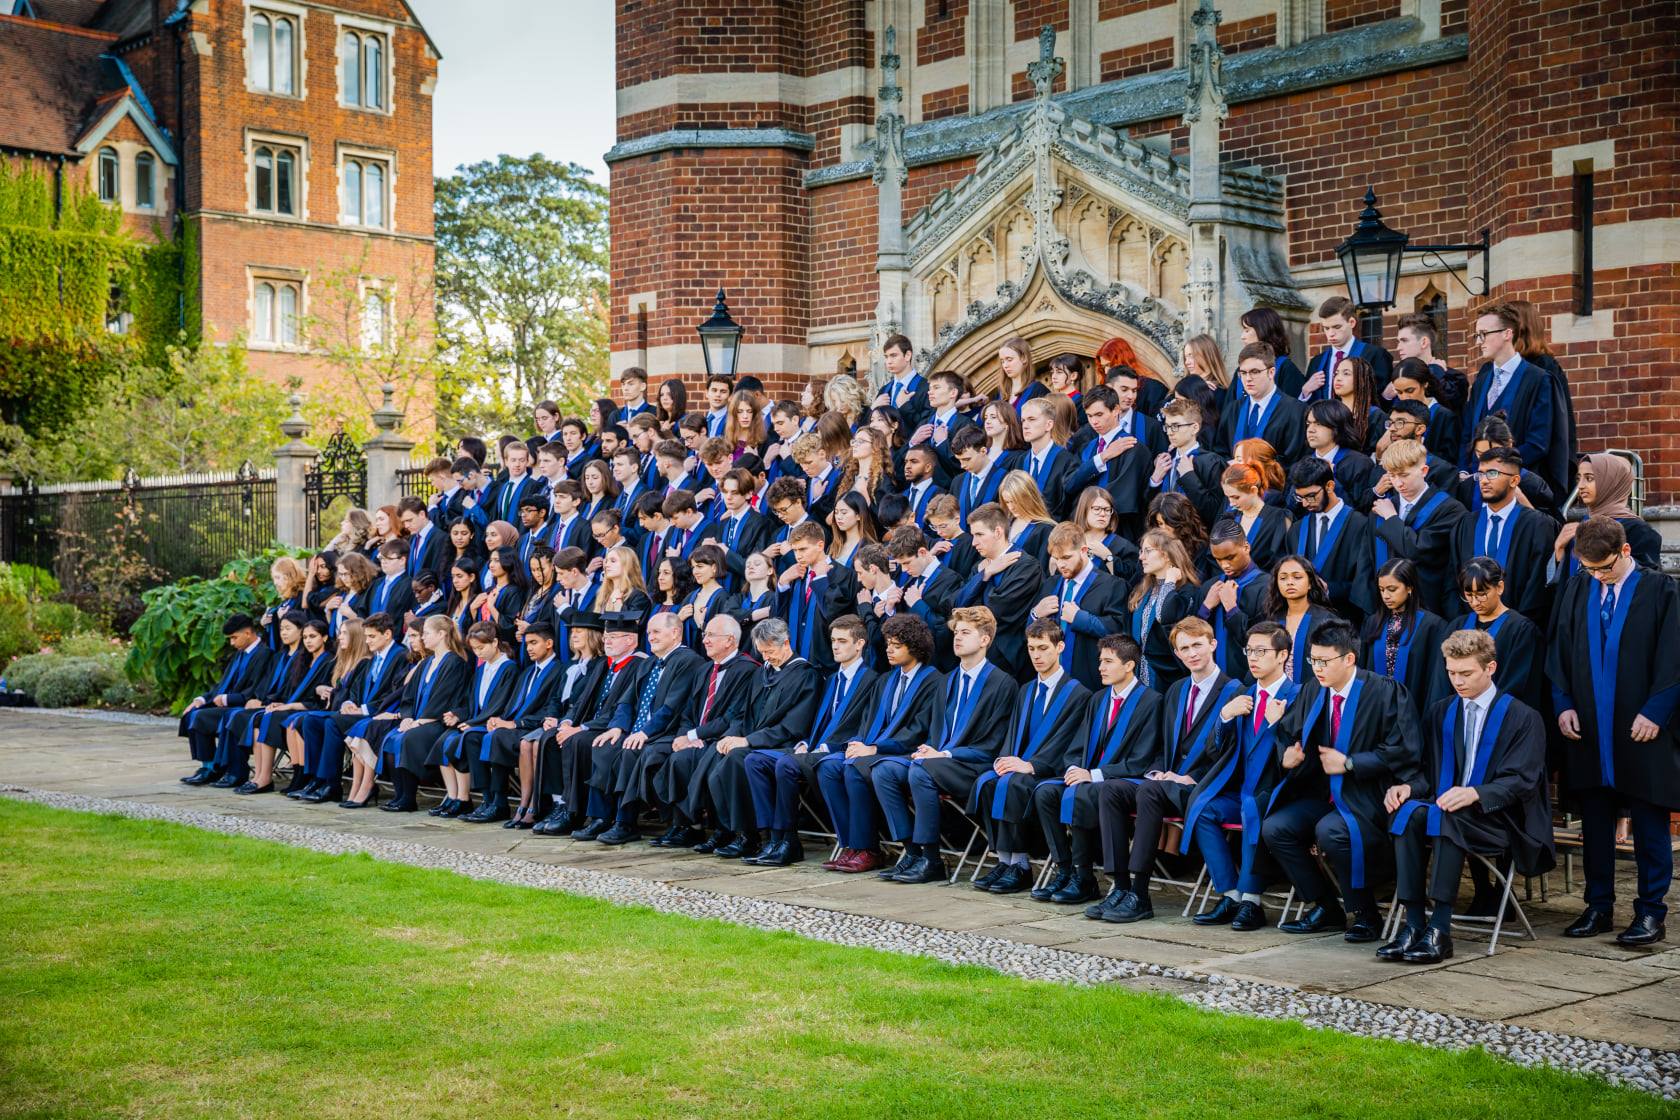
[1585,453,1636,521]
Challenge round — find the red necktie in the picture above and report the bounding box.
[1331,693,1344,742]
[750,493,761,510]
[1254,689,1268,735]
[700,664,721,722]
[1331,350,1343,386]
[1183,683,1200,740]
[1106,692,1122,731]
[804,572,815,603]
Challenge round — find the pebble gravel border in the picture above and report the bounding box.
[4,786,1677,1099]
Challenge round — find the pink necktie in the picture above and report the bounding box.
[1254,689,1268,734]
[1331,693,1344,742]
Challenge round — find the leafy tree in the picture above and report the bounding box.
[434,154,609,438]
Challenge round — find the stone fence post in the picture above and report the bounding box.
[362,383,414,514]
[272,394,315,547]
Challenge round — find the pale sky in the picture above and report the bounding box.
[407,0,617,184]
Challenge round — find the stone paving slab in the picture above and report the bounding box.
[3,707,1678,1054]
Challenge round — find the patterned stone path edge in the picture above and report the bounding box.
[5,786,1676,1100]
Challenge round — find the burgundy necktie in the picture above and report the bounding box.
[700,664,721,722]
[1183,683,1200,740]
[1106,692,1122,732]
[1331,693,1345,742]
[804,572,815,603]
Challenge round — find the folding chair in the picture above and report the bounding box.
[1180,822,1302,919]
[1382,850,1537,955]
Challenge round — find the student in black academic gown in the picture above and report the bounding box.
[823,614,943,874]
[179,614,274,786]
[1388,357,1461,463]
[1547,517,1680,946]
[1195,519,1271,684]
[415,622,518,819]
[1027,522,1128,693]
[871,606,1018,885]
[1384,401,1462,497]
[1371,438,1467,617]
[1289,457,1377,626]
[242,618,335,795]
[1035,633,1162,907]
[698,467,773,584]
[886,525,963,671]
[1064,378,1166,542]
[1091,617,1241,924]
[1263,619,1424,942]
[1176,621,1302,931]
[1382,627,1556,963]
[1295,400,1381,513]
[544,614,647,838]
[1302,296,1393,403]
[365,541,416,623]
[952,503,1041,681]
[1551,452,1663,578]
[1448,558,1546,714]
[478,624,568,826]
[1126,529,1198,693]
[1233,307,1306,401]
[1223,463,1293,574]
[1019,396,1080,520]
[210,613,306,788]
[1218,342,1307,465]
[371,616,472,813]
[777,522,859,675]
[1150,397,1227,530]
[1449,447,1557,627]
[969,620,1091,895]
[1460,305,1557,495]
[1359,559,1450,720]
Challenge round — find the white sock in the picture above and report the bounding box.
[1011,853,1031,867]
[1223,889,1240,901]
[1241,892,1262,903]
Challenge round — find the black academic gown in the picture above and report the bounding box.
[1359,608,1451,719]
[780,563,859,674]
[1239,504,1295,573]
[845,665,944,784]
[1547,568,1680,809]
[1270,670,1425,886]
[482,657,568,768]
[1445,609,1546,715]
[911,663,1021,808]
[1373,486,1468,616]
[970,674,1090,838]
[408,657,519,775]
[1064,415,1168,521]
[1449,503,1558,628]
[1393,690,1555,877]
[1219,390,1308,466]
[1043,683,1164,831]
[1146,672,1245,814]
[1153,447,1228,532]
[955,555,1042,681]
[1291,504,1378,624]
[1036,568,1127,692]
[1201,566,1270,683]
[605,646,708,804]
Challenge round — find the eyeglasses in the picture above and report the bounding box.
[1471,327,1513,341]
[1384,418,1418,431]
[1306,654,1350,670]
[1164,421,1199,431]
[1473,468,1520,481]
[1462,585,1500,600]
[1242,647,1279,659]
[1579,556,1621,574]
[1089,504,1113,515]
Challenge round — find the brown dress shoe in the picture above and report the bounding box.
[840,848,884,873]
[822,848,855,871]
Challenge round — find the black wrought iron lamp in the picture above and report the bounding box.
[1335,188,1490,311]
[696,289,744,379]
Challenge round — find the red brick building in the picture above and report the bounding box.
[1,0,438,385]
[608,1,1680,501]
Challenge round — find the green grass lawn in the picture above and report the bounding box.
[0,799,1672,1120]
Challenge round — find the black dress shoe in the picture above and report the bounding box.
[1401,925,1453,963]
[722,834,761,860]
[1616,913,1667,947]
[1563,906,1615,939]
[692,829,732,855]
[464,798,510,823]
[753,839,806,867]
[972,863,1008,892]
[1101,891,1154,924]
[181,767,214,785]
[649,823,685,848]
[285,781,317,800]
[1376,925,1421,961]
[1280,903,1346,935]
[428,798,456,817]
[667,825,706,848]
[1193,896,1242,926]
[878,849,919,881]
[1345,913,1382,943]
[443,799,474,819]
[571,817,608,841]
[210,774,243,789]
[597,822,640,846]
[507,808,536,830]
[987,864,1032,894]
[1051,870,1100,905]
[534,810,580,837]
[1031,865,1074,902]
[300,785,341,804]
[1086,886,1128,920]
[281,774,310,795]
[890,854,949,884]
[1230,900,1267,931]
[745,839,785,866]
[234,781,272,795]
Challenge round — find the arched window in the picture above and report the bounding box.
[254,146,273,211]
[341,31,362,105]
[252,14,271,89]
[97,148,119,202]
[363,290,388,350]
[1416,286,1448,343]
[363,34,383,109]
[273,17,295,94]
[135,152,155,209]
[278,285,299,345]
[342,159,362,224]
[254,282,275,342]
[364,162,384,227]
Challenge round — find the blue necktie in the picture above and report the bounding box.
[633,659,666,732]
[1485,513,1502,557]
[1600,587,1615,651]
[1247,402,1261,435]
